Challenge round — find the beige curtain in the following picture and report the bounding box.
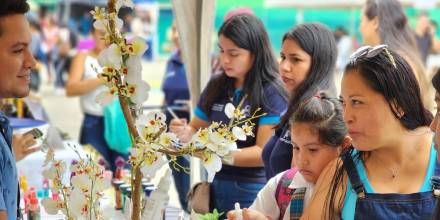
[171,0,216,183]
[171,0,216,109]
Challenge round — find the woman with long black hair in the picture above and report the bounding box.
[170,13,288,214]
[262,23,337,179]
[359,0,433,110]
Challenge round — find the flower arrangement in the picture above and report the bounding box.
[41,0,265,219]
[41,145,112,220]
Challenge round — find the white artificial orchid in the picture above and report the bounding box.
[136,111,166,139]
[98,43,122,69]
[43,160,66,180]
[42,198,63,215]
[209,131,226,145]
[71,173,93,193]
[192,128,210,147]
[90,7,106,31]
[130,80,150,104]
[241,123,254,136]
[159,132,178,147]
[129,148,141,164]
[224,141,238,152]
[43,147,55,166]
[224,103,235,119]
[42,144,111,220]
[95,178,111,193]
[128,36,148,56]
[125,56,142,84]
[85,2,269,219]
[206,143,229,157]
[93,15,123,32]
[115,0,134,11]
[69,190,89,219]
[232,127,247,141]
[140,153,167,179]
[93,19,107,32]
[202,153,222,182]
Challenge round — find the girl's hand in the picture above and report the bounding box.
[169,118,193,142]
[169,118,187,132]
[227,208,271,220]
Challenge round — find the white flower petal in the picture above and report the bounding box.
[98,44,122,69]
[43,148,55,166]
[115,0,134,11]
[42,198,61,215]
[209,132,225,144]
[93,20,107,31]
[225,141,238,151]
[125,56,142,84]
[129,148,138,156]
[215,146,230,157]
[130,81,150,104]
[71,174,92,190]
[159,132,177,147]
[115,17,124,30]
[94,175,111,193]
[224,103,235,119]
[232,127,246,141]
[69,190,89,219]
[193,129,209,145]
[130,36,148,56]
[202,154,222,182]
[140,155,167,179]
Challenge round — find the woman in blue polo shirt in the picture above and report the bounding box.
[162,21,191,212]
[262,23,338,179]
[170,14,288,214]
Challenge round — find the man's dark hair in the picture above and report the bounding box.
[0,0,30,36]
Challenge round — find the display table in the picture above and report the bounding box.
[16,140,86,189]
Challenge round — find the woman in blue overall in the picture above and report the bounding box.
[301,46,439,220]
[430,69,440,219]
[262,23,337,179]
[170,14,288,215]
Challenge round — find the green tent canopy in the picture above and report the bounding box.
[30,0,59,6]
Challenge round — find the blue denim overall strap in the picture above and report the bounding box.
[431,166,440,220]
[342,149,439,220]
[289,187,306,220]
[341,149,366,199]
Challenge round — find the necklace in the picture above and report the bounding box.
[372,154,400,179]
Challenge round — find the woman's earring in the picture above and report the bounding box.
[396,111,404,119]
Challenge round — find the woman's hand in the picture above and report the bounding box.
[227,208,271,220]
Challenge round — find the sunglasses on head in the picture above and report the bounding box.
[349,44,396,68]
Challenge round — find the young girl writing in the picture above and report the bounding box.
[228,92,349,220]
